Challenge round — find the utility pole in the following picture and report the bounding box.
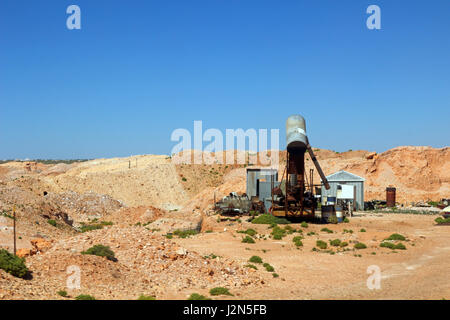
[13,205,16,256]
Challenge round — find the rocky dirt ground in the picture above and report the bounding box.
[0,146,448,300]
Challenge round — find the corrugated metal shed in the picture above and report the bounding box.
[246,168,278,198]
[321,170,365,210]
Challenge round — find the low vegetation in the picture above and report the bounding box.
[241,235,255,244]
[263,263,275,272]
[251,214,290,225]
[354,242,367,250]
[380,242,407,250]
[57,290,68,297]
[435,217,450,225]
[385,233,406,241]
[75,294,96,300]
[172,229,199,238]
[137,295,156,300]
[0,210,14,220]
[79,221,114,233]
[316,240,327,250]
[81,244,117,262]
[292,236,303,247]
[188,293,210,300]
[209,287,233,296]
[328,216,338,224]
[271,226,287,240]
[321,227,333,234]
[0,249,29,278]
[238,228,257,237]
[329,239,341,247]
[47,219,57,227]
[249,255,263,264]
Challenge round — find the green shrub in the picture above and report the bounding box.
[263,263,275,272]
[57,290,68,297]
[0,249,29,278]
[321,227,333,234]
[380,242,395,249]
[354,242,367,250]
[81,245,117,262]
[328,216,338,224]
[272,273,279,278]
[137,295,156,300]
[435,217,450,225]
[80,224,103,233]
[343,229,354,234]
[385,233,406,241]
[242,236,255,244]
[173,229,198,238]
[75,294,96,300]
[343,217,350,223]
[244,264,258,270]
[294,240,303,247]
[360,228,366,232]
[182,177,187,182]
[271,226,287,240]
[394,243,406,250]
[188,293,210,300]
[238,228,257,237]
[284,225,295,234]
[329,239,341,247]
[47,219,57,227]
[252,214,290,225]
[316,240,327,250]
[249,256,263,264]
[292,236,303,247]
[300,222,308,228]
[209,287,233,296]
[340,241,348,247]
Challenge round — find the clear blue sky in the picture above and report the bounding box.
[1,0,449,159]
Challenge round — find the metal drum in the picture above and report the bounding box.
[386,187,396,207]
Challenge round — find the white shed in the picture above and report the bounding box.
[321,170,365,211]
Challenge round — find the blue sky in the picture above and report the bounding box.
[0,0,449,159]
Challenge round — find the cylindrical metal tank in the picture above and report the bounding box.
[286,115,307,151]
[386,187,396,207]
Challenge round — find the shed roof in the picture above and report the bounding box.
[324,170,365,182]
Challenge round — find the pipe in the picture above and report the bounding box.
[306,137,330,190]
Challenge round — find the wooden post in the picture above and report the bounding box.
[13,205,16,256]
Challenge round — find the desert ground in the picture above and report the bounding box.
[0,146,449,300]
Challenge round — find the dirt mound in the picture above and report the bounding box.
[0,226,262,300]
[103,206,166,226]
[41,191,124,226]
[36,155,189,209]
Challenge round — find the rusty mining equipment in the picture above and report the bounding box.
[271,115,330,219]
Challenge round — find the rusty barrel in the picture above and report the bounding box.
[386,187,396,207]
